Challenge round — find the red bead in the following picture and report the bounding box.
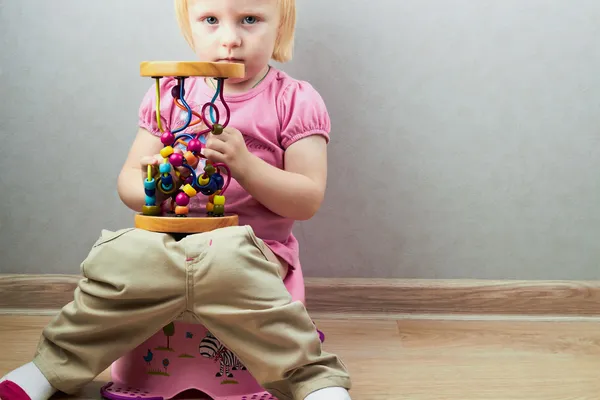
[171,85,185,99]
[169,152,184,167]
[188,139,202,153]
[175,192,190,206]
[161,132,175,145]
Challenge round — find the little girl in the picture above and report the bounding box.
[0,1,352,400]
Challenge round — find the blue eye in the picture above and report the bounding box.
[205,16,218,24]
[243,16,257,24]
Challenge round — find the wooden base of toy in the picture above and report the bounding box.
[140,61,245,78]
[135,213,239,234]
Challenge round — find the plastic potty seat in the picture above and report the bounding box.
[100,266,325,400]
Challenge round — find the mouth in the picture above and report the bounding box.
[217,58,244,63]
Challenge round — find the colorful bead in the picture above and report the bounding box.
[183,184,197,197]
[158,176,176,195]
[213,195,225,205]
[212,123,223,135]
[199,184,218,196]
[206,202,214,213]
[175,206,189,216]
[160,146,174,158]
[160,132,175,146]
[169,152,184,167]
[145,195,156,205]
[198,174,210,186]
[171,85,185,99]
[213,204,224,216]
[142,205,162,216]
[144,178,156,190]
[161,174,173,186]
[204,164,216,176]
[213,173,224,190]
[188,139,202,153]
[184,151,199,169]
[175,192,190,206]
[159,163,171,174]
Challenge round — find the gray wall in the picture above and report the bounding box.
[1,0,599,280]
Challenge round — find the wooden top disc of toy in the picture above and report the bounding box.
[135,213,239,233]
[140,61,245,78]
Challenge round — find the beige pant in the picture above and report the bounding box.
[33,225,351,400]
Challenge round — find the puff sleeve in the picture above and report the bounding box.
[138,77,180,136]
[277,80,331,149]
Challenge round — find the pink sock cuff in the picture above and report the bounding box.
[0,381,32,400]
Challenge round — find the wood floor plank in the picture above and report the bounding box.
[390,320,600,399]
[1,316,599,399]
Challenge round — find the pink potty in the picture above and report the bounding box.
[100,265,325,400]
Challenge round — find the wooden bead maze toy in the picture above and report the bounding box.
[136,61,245,233]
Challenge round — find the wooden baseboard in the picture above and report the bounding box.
[1,274,599,317]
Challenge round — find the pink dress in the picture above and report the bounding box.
[138,66,331,271]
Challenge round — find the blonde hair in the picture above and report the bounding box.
[174,0,296,63]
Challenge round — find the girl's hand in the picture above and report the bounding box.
[139,148,189,180]
[202,126,252,180]
[139,149,190,201]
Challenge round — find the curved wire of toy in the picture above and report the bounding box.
[217,79,231,127]
[172,80,192,134]
[212,163,231,193]
[199,78,231,135]
[155,78,164,132]
[179,163,197,183]
[173,99,203,127]
[209,79,220,123]
[151,75,232,201]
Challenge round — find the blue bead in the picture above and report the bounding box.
[144,178,156,190]
[159,163,171,174]
[161,175,173,186]
[199,179,219,196]
[144,189,155,197]
[145,195,156,205]
[213,173,224,190]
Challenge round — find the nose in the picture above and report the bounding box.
[220,24,241,49]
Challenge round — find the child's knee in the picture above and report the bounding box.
[80,228,183,297]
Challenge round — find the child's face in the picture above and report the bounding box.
[188,0,280,83]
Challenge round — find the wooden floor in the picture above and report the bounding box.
[1,314,599,399]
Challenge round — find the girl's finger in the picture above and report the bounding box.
[201,148,225,164]
[205,137,228,154]
[140,156,158,166]
[208,131,229,142]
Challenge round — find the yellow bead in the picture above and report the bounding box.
[183,184,197,197]
[160,146,174,158]
[213,195,225,205]
[198,175,210,186]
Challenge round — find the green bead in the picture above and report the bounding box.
[212,123,223,135]
[142,205,162,216]
[213,205,225,216]
[204,164,216,175]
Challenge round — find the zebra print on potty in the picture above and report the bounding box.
[101,321,324,400]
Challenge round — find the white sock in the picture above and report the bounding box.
[304,387,351,400]
[0,362,57,400]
